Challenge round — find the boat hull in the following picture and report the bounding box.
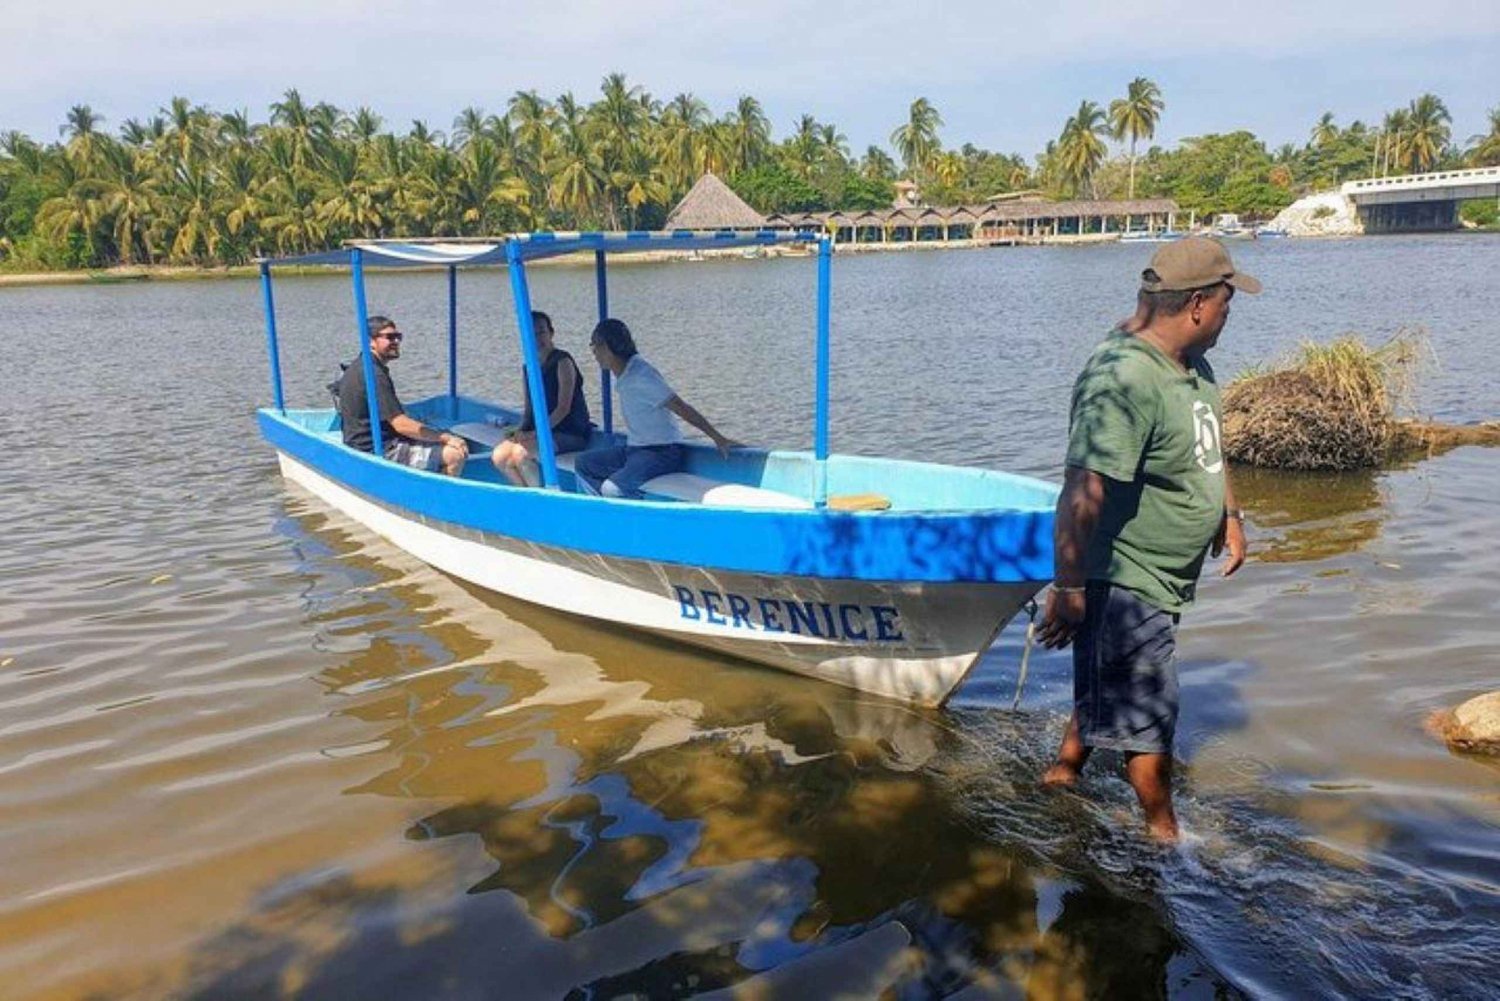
[278,453,1039,705]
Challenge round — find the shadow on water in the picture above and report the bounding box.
[168,494,1242,999]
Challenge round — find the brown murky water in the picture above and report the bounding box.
[3,235,1498,998]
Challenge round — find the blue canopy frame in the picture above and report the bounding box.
[257,230,833,503]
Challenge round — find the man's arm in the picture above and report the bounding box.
[666,395,741,457]
[1211,467,1247,576]
[1036,465,1107,649]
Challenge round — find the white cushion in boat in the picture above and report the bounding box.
[640,472,812,509]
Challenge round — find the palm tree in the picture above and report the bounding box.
[61,104,105,167]
[1107,78,1163,199]
[1310,111,1338,149]
[890,98,942,177]
[726,96,770,173]
[657,92,710,192]
[1058,101,1108,197]
[787,114,822,179]
[860,146,897,182]
[36,154,104,263]
[452,106,490,149]
[1402,93,1451,173]
[1467,106,1500,167]
[98,141,157,264]
[350,107,383,145]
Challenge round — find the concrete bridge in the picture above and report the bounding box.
[1342,167,1500,233]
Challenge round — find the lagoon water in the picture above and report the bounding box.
[3,234,1498,999]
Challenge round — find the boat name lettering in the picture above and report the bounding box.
[672,586,904,642]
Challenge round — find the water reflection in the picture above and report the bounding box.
[252,493,1229,997]
[1232,463,1387,562]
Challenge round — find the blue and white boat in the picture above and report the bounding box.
[255,232,1057,705]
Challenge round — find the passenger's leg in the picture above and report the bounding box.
[602,445,683,499]
[573,446,628,496]
[440,439,468,477]
[491,441,530,486]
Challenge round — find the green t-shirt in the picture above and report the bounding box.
[1066,330,1227,612]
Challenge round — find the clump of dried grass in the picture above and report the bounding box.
[1223,330,1430,471]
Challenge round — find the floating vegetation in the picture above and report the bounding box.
[1223,329,1497,470]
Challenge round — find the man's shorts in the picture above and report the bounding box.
[1074,581,1180,755]
[384,436,444,472]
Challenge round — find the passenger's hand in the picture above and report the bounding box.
[714,436,743,459]
[1035,587,1087,649]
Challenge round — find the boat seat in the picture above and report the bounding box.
[448,421,807,508]
[639,472,812,509]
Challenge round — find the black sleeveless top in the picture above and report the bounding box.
[519,349,592,437]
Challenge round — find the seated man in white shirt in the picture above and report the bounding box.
[574,318,740,498]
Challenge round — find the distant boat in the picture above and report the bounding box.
[1254,226,1290,238]
[87,271,149,284]
[1119,230,1184,243]
[254,232,1057,705]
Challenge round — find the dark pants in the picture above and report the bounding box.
[573,444,684,499]
[1074,581,1180,754]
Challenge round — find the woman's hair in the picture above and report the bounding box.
[592,318,637,360]
[530,310,553,335]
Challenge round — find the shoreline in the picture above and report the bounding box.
[4,228,1495,288]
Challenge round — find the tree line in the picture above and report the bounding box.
[2,74,1496,271]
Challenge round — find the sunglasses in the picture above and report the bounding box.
[376,330,404,342]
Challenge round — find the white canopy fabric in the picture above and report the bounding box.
[261,230,817,268]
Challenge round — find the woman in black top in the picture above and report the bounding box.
[491,311,592,486]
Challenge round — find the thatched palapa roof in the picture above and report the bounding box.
[664,173,766,230]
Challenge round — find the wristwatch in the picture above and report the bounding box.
[1226,507,1246,523]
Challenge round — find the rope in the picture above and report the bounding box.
[1012,599,1039,711]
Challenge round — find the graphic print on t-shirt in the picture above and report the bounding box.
[1192,400,1223,474]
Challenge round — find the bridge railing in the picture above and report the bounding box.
[1343,166,1500,195]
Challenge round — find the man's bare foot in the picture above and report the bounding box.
[1146,819,1180,844]
[1042,762,1080,786]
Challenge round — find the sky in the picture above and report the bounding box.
[4,0,1498,160]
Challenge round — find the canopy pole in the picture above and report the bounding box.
[351,249,384,458]
[506,241,559,490]
[814,237,832,507]
[446,265,458,420]
[594,249,612,434]
[258,262,285,414]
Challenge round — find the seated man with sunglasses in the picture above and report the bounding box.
[333,315,469,475]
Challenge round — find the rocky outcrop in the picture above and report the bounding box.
[1268,191,1363,237]
[1429,692,1500,756]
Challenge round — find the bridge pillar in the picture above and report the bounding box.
[1358,199,1460,234]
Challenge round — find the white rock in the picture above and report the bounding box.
[1268,192,1363,237]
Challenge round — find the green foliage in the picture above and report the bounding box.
[0,83,1485,272]
[730,162,825,213]
[837,173,895,211]
[1134,131,1293,217]
[1461,199,1499,228]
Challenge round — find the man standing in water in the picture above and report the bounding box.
[1037,237,1255,843]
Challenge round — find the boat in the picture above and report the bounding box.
[1119,229,1185,244]
[1254,225,1290,239]
[254,232,1057,706]
[1211,213,1254,240]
